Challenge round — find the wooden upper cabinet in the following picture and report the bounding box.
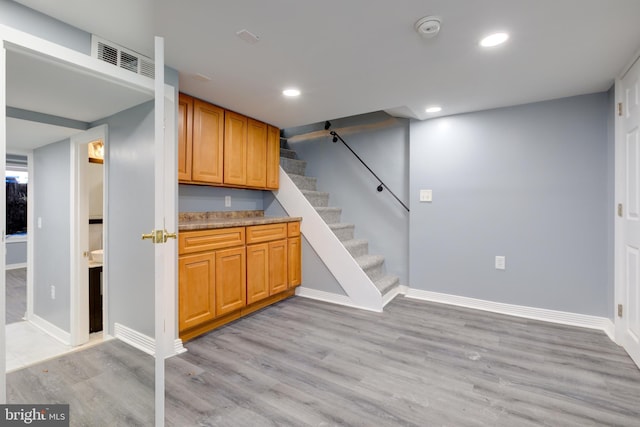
[224,111,248,186]
[178,93,194,182]
[192,99,224,184]
[246,119,267,188]
[266,125,280,189]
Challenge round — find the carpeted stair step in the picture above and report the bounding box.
[328,223,355,241]
[316,207,342,224]
[280,157,307,175]
[356,254,385,281]
[301,190,330,207]
[280,137,289,149]
[374,275,400,296]
[342,239,369,258]
[288,174,317,191]
[279,148,297,159]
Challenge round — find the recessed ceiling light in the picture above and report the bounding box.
[480,32,509,47]
[283,88,301,97]
[425,106,442,113]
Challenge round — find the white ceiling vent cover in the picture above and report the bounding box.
[91,35,154,79]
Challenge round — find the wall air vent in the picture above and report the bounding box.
[91,35,154,79]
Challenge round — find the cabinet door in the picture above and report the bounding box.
[178,93,193,182]
[246,119,267,188]
[266,125,280,189]
[215,246,246,316]
[192,99,224,184]
[246,243,269,304]
[179,252,216,333]
[224,111,248,186]
[288,236,302,288]
[269,239,288,295]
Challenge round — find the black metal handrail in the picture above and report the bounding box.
[329,129,409,212]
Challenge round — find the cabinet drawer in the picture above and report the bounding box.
[287,221,300,237]
[246,223,287,244]
[179,227,245,254]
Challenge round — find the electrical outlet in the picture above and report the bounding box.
[50,285,56,300]
[420,189,433,202]
[225,195,231,207]
[495,256,506,270]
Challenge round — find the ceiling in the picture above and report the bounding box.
[5,48,153,151]
[12,0,640,129]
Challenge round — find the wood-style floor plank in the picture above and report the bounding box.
[8,296,640,426]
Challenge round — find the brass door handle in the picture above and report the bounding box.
[142,232,155,241]
[163,230,177,243]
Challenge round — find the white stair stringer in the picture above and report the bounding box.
[274,167,384,312]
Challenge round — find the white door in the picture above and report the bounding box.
[617,56,640,368]
[0,28,176,425]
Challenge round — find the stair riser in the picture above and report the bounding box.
[279,149,297,159]
[363,263,384,281]
[289,175,317,191]
[345,242,368,258]
[318,209,342,224]
[375,277,400,296]
[304,193,329,207]
[280,158,307,175]
[331,226,354,241]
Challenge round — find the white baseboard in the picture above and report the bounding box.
[295,286,383,313]
[5,262,27,270]
[30,314,71,346]
[114,323,155,356]
[382,285,407,307]
[174,339,187,355]
[405,288,616,339]
[114,323,187,357]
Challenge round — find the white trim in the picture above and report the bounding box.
[174,339,187,355]
[295,287,382,313]
[114,323,185,358]
[274,169,383,311]
[405,289,616,340]
[5,262,26,270]
[30,315,71,346]
[382,285,407,307]
[115,322,155,356]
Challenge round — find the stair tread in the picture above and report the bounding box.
[355,254,385,269]
[328,223,354,229]
[342,239,368,247]
[315,206,342,212]
[301,190,330,197]
[279,148,297,159]
[280,157,306,165]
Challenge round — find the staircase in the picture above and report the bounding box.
[279,141,400,305]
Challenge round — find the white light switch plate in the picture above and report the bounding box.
[420,189,433,202]
[495,256,506,270]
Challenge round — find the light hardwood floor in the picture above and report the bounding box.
[8,296,640,426]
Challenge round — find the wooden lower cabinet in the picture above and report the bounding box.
[288,236,302,287]
[179,220,301,341]
[178,252,216,332]
[215,247,246,316]
[246,243,269,304]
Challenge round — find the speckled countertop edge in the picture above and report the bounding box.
[179,210,301,231]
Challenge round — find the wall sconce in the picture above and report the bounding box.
[88,140,104,164]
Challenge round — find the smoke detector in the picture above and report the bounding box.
[415,16,442,38]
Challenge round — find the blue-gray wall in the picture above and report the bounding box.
[410,92,612,318]
[33,139,71,331]
[285,112,410,286]
[92,102,156,338]
[179,185,263,212]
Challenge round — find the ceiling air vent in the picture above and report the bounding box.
[91,35,155,79]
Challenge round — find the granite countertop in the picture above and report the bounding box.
[179,210,301,231]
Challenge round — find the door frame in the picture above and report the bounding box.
[70,124,108,347]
